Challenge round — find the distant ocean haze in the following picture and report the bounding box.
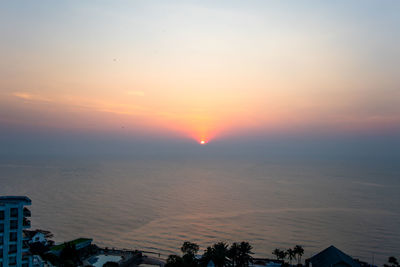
[0,155,399,266]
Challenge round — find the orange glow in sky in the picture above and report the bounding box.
[1,1,399,143]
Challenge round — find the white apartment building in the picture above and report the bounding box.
[0,196,32,267]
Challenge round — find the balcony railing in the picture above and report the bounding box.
[23,242,29,250]
[23,218,31,228]
[23,207,31,217]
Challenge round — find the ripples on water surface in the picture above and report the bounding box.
[1,155,399,265]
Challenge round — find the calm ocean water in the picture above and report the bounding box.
[1,155,399,265]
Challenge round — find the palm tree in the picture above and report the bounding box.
[212,242,230,267]
[272,248,281,260]
[272,249,286,263]
[228,243,240,267]
[237,242,253,267]
[279,251,287,262]
[293,245,304,265]
[286,249,295,266]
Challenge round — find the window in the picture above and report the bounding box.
[0,223,3,232]
[10,220,18,230]
[0,236,3,245]
[0,210,4,220]
[9,244,17,254]
[10,232,17,242]
[9,256,17,265]
[10,208,18,218]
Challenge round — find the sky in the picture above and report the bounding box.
[0,1,399,155]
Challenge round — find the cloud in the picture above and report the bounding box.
[12,92,52,102]
[13,92,33,99]
[126,90,145,96]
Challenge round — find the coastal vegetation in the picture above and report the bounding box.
[272,245,304,266]
[384,256,400,267]
[165,241,254,267]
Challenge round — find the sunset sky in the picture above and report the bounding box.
[1,1,399,153]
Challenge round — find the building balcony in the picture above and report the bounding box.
[23,231,30,240]
[23,218,31,228]
[23,207,31,217]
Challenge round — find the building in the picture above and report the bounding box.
[24,230,50,246]
[0,196,33,267]
[49,238,93,256]
[305,245,361,267]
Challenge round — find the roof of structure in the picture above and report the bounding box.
[307,246,361,267]
[50,238,93,252]
[0,196,31,204]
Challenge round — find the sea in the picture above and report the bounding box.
[1,154,399,265]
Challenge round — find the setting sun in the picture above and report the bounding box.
[200,140,206,145]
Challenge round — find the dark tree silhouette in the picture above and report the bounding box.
[286,249,295,265]
[60,242,80,267]
[293,245,304,265]
[166,242,200,267]
[272,248,286,262]
[212,242,230,267]
[237,242,253,267]
[181,242,200,256]
[200,242,229,267]
[272,249,281,260]
[166,255,184,267]
[228,243,240,267]
[200,246,214,267]
[103,262,119,267]
[384,256,400,267]
[182,242,200,267]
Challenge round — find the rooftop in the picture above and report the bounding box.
[51,238,93,252]
[0,196,31,205]
[307,245,360,267]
